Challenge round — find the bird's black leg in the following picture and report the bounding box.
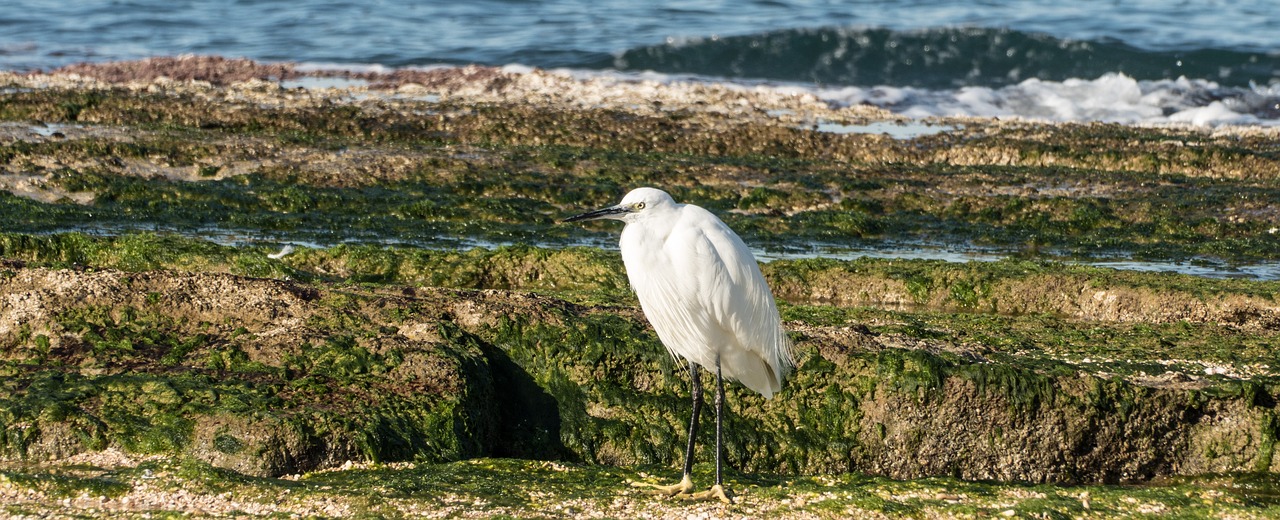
[714,354,724,488]
[633,359,729,502]
[682,361,703,480]
[683,354,733,503]
[633,361,700,496]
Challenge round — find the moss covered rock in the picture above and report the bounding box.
[2,263,1277,483]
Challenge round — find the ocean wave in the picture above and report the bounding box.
[819,73,1280,126]
[607,27,1280,90]
[543,64,1280,127]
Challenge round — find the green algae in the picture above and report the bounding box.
[827,305,1280,382]
[765,255,1280,306]
[8,158,1276,262]
[7,250,1275,481]
[2,231,1277,384]
[2,233,1277,409]
[3,456,1279,518]
[4,77,1280,515]
[0,467,131,500]
[0,297,499,473]
[4,231,1277,309]
[474,309,1276,480]
[0,265,1276,513]
[0,232,298,279]
[5,85,1280,262]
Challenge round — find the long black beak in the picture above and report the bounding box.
[564,205,627,223]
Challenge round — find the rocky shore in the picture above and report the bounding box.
[1,56,1278,517]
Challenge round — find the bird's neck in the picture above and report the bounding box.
[620,207,680,250]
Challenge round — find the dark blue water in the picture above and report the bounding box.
[2,0,1279,124]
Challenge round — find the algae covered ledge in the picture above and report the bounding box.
[2,57,1280,518]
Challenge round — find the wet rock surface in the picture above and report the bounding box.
[1,57,1279,517]
[2,263,1277,482]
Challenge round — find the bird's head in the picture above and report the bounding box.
[564,187,675,224]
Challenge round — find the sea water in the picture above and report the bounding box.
[2,0,1278,126]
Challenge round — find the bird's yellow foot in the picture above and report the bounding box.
[630,474,695,497]
[684,484,734,504]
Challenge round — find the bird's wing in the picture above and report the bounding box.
[658,207,793,396]
[629,220,721,369]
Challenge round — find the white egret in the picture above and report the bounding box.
[565,187,793,503]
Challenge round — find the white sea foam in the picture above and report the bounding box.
[814,73,1280,127]
[289,61,1279,128]
[551,67,1279,127]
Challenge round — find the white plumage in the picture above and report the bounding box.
[615,188,792,397]
[565,186,793,503]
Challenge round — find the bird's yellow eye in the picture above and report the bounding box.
[634,202,646,210]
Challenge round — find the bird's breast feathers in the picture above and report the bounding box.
[621,208,758,353]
